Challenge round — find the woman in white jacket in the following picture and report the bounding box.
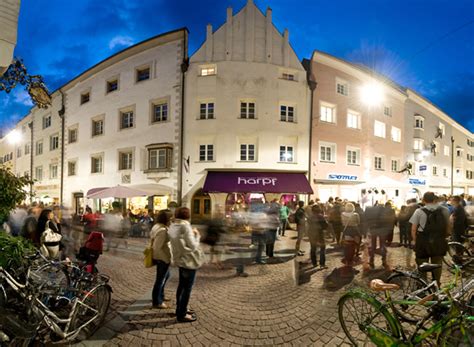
[168,207,203,323]
[150,211,172,309]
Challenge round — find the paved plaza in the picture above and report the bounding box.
[77,229,450,347]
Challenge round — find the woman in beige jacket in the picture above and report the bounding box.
[150,210,172,309]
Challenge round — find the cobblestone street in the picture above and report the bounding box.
[74,228,453,347]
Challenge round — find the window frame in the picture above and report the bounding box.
[320,102,336,123]
[374,155,384,171]
[146,144,173,171]
[414,114,425,130]
[391,126,401,142]
[49,134,59,151]
[319,141,336,163]
[118,150,134,171]
[68,127,78,144]
[42,114,51,129]
[35,166,43,181]
[279,145,295,163]
[135,65,151,83]
[49,164,58,179]
[90,154,104,174]
[240,100,257,119]
[240,143,256,162]
[35,140,43,155]
[119,108,135,130]
[383,106,392,117]
[335,77,349,96]
[413,138,424,151]
[91,116,105,137]
[199,65,217,76]
[80,91,90,105]
[374,120,386,138]
[106,77,119,94]
[346,146,360,166]
[391,158,400,172]
[68,161,77,176]
[346,110,360,129]
[280,104,296,123]
[199,102,215,120]
[198,144,214,162]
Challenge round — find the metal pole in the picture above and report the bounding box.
[450,136,454,195]
[28,121,33,200]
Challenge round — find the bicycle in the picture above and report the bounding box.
[443,235,474,272]
[338,261,474,346]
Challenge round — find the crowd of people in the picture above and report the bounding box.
[2,192,473,324]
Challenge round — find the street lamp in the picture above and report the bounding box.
[360,81,385,107]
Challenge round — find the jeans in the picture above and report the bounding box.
[369,233,388,264]
[416,256,443,286]
[279,219,288,236]
[152,260,170,306]
[331,223,343,244]
[253,232,266,263]
[265,229,277,257]
[310,244,325,266]
[176,267,197,319]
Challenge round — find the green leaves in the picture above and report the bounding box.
[0,232,34,270]
[0,167,33,224]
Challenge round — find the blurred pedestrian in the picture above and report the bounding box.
[151,210,172,309]
[341,203,361,267]
[307,205,328,268]
[295,201,307,256]
[265,202,280,258]
[279,202,290,237]
[328,202,343,244]
[450,195,468,243]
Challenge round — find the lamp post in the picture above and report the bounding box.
[450,136,454,195]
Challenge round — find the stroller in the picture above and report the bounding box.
[77,231,104,273]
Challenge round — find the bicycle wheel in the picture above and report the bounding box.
[438,320,474,346]
[338,290,400,346]
[70,284,111,341]
[386,272,432,322]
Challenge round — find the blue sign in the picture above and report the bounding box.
[419,165,427,171]
[409,178,426,186]
[328,174,358,181]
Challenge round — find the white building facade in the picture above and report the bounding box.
[61,29,187,213]
[182,0,311,220]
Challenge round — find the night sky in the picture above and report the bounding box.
[1,0,473,133]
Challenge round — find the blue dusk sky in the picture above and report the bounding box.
[1,0,473,133]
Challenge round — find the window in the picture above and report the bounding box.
[413,139,424,151]
[456,168,461,177]
[432,165,438,176]
[42,115,51,129]
[152,103,168,123]
[320,142,335,163]
[36,141,43,155]
[68,128,78,144]
[280,145,294,163]
[456,148,463,157]
[346,147,360,165]
[148,146,172,170]
[240,144,256,161]
[384,106,392,117]
[336,78,349,96]
[444,145,450,156]
[391,159,399,172]
[200,103,214,120]
[106,79,118,93]
[240,102,256,119]
[120,111,134,129]
[16,147,21,158]
[374,120,386,138]
[24,143,30,155]
[280,105,295,122]
[414,115,424,129]
[119,151,133,170]
[374,156,384,170]
[80,92,90,105]
[35,166,43,181]
[136,66,150,82]
[282,72,295,81]
[68,161,76,176]
[199,144,214,162]
[443,168,448,177]
[91,155,103,174]
[439,123,445,137]
[92,119,104,136]
[467,170,473,180]
[347,111,360,129]
[391,127,401,142]
[49,164,58,179]
[50,134,59,151]
[200,66,216,76]
[320,103,336,123]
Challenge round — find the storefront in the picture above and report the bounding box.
[195,170,313,222]
[314,173,364,203]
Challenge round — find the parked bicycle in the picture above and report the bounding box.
[443,234,474,272]
[338,261,474,346]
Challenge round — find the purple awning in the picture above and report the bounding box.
[202,171,313,194]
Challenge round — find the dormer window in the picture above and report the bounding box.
[414,114,424,129]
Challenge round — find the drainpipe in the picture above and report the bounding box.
[28,120,33,199]
[177,30,189,206]
[450,136,454,195]
[302,59,317,199]
[58,90,65,205]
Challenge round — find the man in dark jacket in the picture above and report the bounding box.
[295,201,306,256]
[450,195,468,242]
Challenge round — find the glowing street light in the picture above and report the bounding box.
[6,129,22,144]
[360,81,385,107]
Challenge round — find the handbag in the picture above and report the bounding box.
[40,222,62,258]
[143,238,154,268]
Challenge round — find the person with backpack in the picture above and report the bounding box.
[410,192,450,285]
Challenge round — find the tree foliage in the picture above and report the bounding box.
[0,167,33,224]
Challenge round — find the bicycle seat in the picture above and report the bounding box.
[370,279,400,292]
[418,263,442,272]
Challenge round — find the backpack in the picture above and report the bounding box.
[415,208,447,257]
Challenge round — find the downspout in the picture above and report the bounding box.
[177,30,189,206]
[28,120,33,199]
[58,90,65,205]
[302,58,317,199]
[450,136,454,195]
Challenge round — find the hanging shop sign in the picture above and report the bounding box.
[328,174,358,181]
[409,178,426,186]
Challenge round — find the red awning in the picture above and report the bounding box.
[202,171,313,194]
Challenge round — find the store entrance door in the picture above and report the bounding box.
[191,189,211,222]
[73,192,84,215]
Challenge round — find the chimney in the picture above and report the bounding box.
[206,24,213,61]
